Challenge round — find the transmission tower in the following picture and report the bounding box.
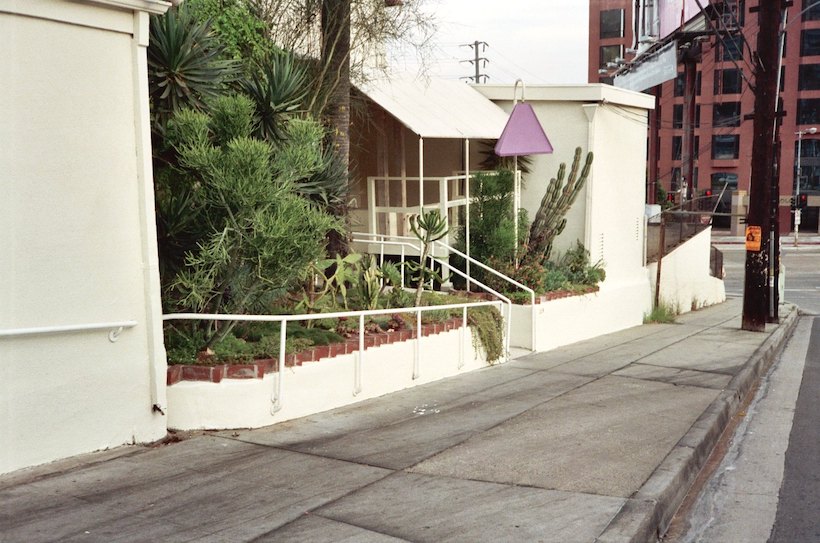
[460,41,489,83]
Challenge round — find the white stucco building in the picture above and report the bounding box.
[0,0,170,475]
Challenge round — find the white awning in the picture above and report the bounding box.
[355,76,509,140]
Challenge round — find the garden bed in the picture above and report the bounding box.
[165,317,489,430]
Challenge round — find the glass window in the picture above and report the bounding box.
[696,104,701,128]
[599,76,614,85]
[798,98,820,125]
[715,68,742,94]
[803,0,820,21]
[694,135,700,159]
[796,138,820,192]
[600,9,624,39]
[600,44,623,68]
[719,35,744,61]
[780,67,786,92]
[799,64,820,91]
[713,134,740,159]
[672,167,682,191]
[672,136,682,160]
[674,71,702,96]
[713,102,741,127]
[673,104,683,129]
[801,29,820,56]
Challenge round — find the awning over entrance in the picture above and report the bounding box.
[355,76,509,140]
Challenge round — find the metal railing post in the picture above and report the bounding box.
[459,306,467,369]
[272,320,285,414]
[355,314,364,395]
[414,309,422,379]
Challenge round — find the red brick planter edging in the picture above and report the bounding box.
[167,317,465,386]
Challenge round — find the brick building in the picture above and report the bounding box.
[589,0,820,232]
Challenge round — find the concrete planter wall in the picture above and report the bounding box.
[510,279,652,352]
[167,323,490,430]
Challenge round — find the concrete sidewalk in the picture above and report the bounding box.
[0,298,797,543]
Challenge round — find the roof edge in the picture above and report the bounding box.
[475,83,655,110]
[73,0,171,15]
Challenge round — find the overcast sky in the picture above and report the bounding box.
[390,0,590,85]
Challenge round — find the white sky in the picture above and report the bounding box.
[390,0,590,85]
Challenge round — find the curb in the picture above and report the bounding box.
[595,304,800,543]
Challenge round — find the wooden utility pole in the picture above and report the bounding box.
[742,1,782,331]
[680,44,700,200]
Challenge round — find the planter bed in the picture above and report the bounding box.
[166,317,490,430]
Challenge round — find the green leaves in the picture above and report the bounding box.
[148,5,239,127]
[241,51,309,142]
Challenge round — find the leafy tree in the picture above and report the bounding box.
[162,95,341,346]
[184,0,279,64]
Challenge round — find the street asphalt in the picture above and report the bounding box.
[0,297,798,543]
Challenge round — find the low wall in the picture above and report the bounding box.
[167,326,488,430]
[647,226,726,313]
[510,278,652,352]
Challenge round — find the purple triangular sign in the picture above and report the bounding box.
[494,102,553,156]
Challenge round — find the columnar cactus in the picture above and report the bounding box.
[523,147,593,266]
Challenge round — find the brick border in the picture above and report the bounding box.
[167,317,465,386]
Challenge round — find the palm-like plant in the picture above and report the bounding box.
[241,50,309,142]
[148,5,238,128]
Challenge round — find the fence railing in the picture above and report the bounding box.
[163,299,503,415]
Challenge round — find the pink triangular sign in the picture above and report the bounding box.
[494,102,553,156]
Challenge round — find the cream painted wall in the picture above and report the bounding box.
[647,227,726,313]
[477,85,654,287]
[168,327,489,430]
[0,0,168,475]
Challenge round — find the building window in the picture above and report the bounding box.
[795,138,820,192]
[711,172,738,193]
[714,68,742,94]
[694,135,700,159]
[798,99,820,125]
[713,102,741,127]
[600,44,623,68]
[600,9,625,39]
[672,167,682,191]
[713,134,740,159]
[799,65,820,91]
[674,71,702,96]
[672,136,682,160]
[599,76,614,85]
[696,105,701,128]
[673,104,683,128]
[801,29,820,56]
[718,35,744,61]
[803,0,820,21]
[780,67,786,92]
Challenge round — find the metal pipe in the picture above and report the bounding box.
[414,310,421,379]
[272,320,286,414]
[355,314,364,395]
[459,306,467,369]
[0,320,138,341]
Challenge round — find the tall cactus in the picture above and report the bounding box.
[523,147,593,266]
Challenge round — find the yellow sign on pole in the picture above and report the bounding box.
[745,226,762,251]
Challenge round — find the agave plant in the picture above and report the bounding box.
[148,5,238,128]
[241,50,310,142]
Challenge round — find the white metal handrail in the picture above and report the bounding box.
[354,232,537,351]
[0,321,138,342]
[164,299,503,415]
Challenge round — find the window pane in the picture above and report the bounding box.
[798,98,820,125]
[720,35,744,61]
[715,68,742,94]
[713,102,741,127]
[672,136,682,160]
[799,64,820,90]
[803,0,820,21]
[712,135,740,159]
[801,29,820,56]
[796,138,820,192]
[600,9,624,39]
[600,44,622,68]
[673,104,683,129]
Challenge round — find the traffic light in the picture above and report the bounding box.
[799,193,808,209]
[703,189,713,197]
[790,196,797,210]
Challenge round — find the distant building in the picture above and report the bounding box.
[588,0,820,233]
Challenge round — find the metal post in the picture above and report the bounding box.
[794,128,817,247]
[465,138,471,291]
[459,306,466,369]
[355,314,364,395]
[418,137,424,213]
[654,213,666,309]
[414,310,421,379]
[272,320,286,414]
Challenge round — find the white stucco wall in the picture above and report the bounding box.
[647,227,726,313]
[0,0,168,475]
[167,327,489,430]
[476,84,654,289]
